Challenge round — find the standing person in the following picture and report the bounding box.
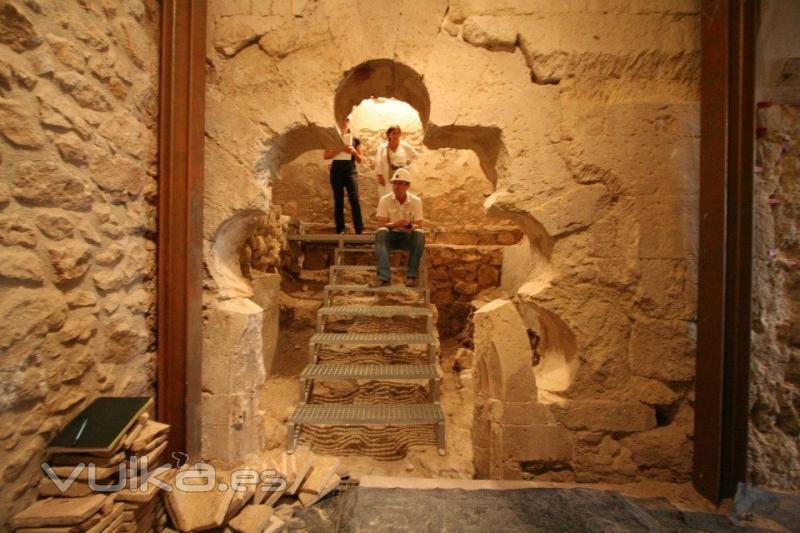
[324,117,364,234]
[371,168,425,288]
[375,125,419,202]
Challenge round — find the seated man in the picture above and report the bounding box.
[371,168,425,287]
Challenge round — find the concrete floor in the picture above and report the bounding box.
[282,479,800,532]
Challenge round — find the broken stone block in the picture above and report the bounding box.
[0,286,67,351]
[36,212,75,240]
[13,161,93,211]
[473,298,537,402]
[0,97,45,148]
[164,469,234,531]
[202,298,266,395]
[228,504,274,533]
[47,239,92,283]
[0,247,45,282]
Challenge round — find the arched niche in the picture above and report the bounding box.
[334,59,431,129]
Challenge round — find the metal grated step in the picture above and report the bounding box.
[330,265,402,272]
[310,332,435,345]
[319,305,432,318]
[289,403,443,425]
[287,233,375,244]
[325,283,427,294]
[300,364,438,380]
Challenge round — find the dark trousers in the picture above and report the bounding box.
[330,161,363,234]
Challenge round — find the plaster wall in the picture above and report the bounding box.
[205,0,700,482]
[0,0,159,523]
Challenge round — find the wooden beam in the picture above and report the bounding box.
[694,0,755,503]
[157,0,206,460]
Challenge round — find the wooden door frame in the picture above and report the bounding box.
[155,0,756,497]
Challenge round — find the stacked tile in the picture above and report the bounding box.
[8,494,124,533]
[163,447,342,532]
[13,416,171,533]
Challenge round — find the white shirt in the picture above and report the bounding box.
[377,192,423,230]
[332,132,354,161]
[376,141,418,177]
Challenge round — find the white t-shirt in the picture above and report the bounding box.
[376,140,418,177]
[377,193,423,231]
[332,132,354,161]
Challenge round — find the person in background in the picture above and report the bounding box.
[371,168,424,287]
[323,117,364,234]
[375,125,418,203]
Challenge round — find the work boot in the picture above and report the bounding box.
[404,277,419,287]
[369,278,390,288]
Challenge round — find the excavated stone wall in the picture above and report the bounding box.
[274,128,516,235]
[0,0,159,524]
[750,0,800,490]
[205,0,700,481]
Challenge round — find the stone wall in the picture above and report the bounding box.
[750,0,800,490]
[274,128,518,234]
[0,0,159,524]
[206,0,700,481]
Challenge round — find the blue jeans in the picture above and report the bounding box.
[330,161,363,234]
[375,228,425,281]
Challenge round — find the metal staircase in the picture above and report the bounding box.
[287,234,445,456]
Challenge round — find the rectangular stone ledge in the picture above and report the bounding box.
[550,400,657,433]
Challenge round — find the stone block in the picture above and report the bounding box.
[229,504,274,533]
[0,97,44,148]
[0,247,45,282]
[629,317,695,381]
[202,298,266,395]
[487,399,553,426]
[635,258,696,320]
[636,195,697,259]
[501,236,531,296]
[500,424,574,464]
[620,425,692,476]
[251,273,281,377]
[0,287,66,351]
[552,400,656,433]
[0,1,42,52]
[473,299,537,402]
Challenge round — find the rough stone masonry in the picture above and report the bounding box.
[0,0,159,524]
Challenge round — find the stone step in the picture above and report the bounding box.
[309,332,435,346]
[318,305,432,318]
[287,404,445,455]
[300,364,438,380]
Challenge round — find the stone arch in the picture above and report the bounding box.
[208,210,266,299]
[334,59,431,128]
